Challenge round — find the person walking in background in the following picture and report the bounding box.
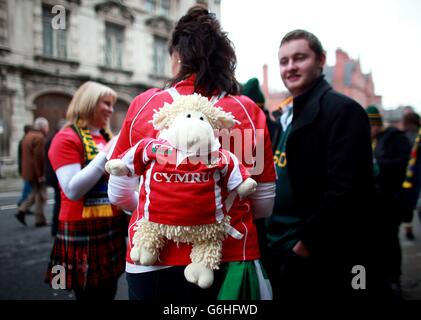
[264,29,377,300]
[15,118,49,227]
[45,81,126,300]
[17,124,33,209]
[45,119,66,237]
[367,105,412,298]
[108,5,276,300]
[400,111,421,240]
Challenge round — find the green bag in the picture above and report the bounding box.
[217,260,272,300]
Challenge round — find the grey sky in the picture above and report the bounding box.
[220,0,421,111]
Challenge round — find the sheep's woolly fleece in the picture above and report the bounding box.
[132,215,231,269]
[151,93,238,130]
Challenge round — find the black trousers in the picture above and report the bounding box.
[378,218,402,283]
[51,186,61,237]
[74,279,118,300]
[263,246,374,301]
[126,266,223,301]
[264,249,324,300]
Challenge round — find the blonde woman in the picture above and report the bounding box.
[45,81,126,300]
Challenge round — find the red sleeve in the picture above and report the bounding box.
[220,150,250,192]
[48,127,83,171]
[121,138,155,176]
[111,88,161,159]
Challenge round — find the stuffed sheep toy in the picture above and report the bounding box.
[105,93,257,289]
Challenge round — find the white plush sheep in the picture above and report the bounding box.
[106,93,257,289]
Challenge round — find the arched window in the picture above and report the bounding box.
[33,93,71,139]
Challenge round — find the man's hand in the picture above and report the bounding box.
[292,240,311,257]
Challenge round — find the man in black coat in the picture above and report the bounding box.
[264,29,382,300]
[368,105,411,297]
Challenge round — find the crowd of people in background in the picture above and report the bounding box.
[10,4,421,302]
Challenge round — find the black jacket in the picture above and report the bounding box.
[374,127,411,221]
[275,77,375,260]
[374,127,411,198]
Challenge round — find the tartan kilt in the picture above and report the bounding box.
[45,215,127,290]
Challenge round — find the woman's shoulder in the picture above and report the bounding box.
[219,94,267,126]
[135,87,162,100]
[51,127,80,148]
[131,88,168,106]
[55,126,77,138]
[221,94,262,113]
[125,88,171,118]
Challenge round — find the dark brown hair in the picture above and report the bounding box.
[280,29,325,60]
[167,5,240,96]
[403,112,421,128]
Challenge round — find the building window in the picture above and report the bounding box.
[42,5,67,58]
[153,36,168,76]
[0,95,11,157]
[105,23,124,69]
[0,0,9,48]
[158,0,170,16]
[145,0,156,13]
[146,0,170,16]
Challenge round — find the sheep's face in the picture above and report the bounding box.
[152,94,238,132]
[152,94,239,156]
[175,110,210,125]
[160,110,219,155]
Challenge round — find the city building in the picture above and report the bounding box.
[0,0,221,176]
[324,48,382,108]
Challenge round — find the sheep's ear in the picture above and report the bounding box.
[152,111,168,131]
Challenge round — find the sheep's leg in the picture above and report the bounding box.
[130,222,165,265]
[184,240,222,289]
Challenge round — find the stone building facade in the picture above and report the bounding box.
[324,48,382,108]
[0,0,221,176]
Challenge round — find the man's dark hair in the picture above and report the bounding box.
[403,112,421,128]
[23,124,32,134]
[167,5,240,96]
[280,29,325,60]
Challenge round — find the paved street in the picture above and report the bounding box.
[0,179,128,300]
[400,217,421,300]
[0,178,420,300]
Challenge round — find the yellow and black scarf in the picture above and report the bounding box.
[71,124,113,219]
[402,127,421,189]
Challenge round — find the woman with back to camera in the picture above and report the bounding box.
[45,81,127,300]
[108,5,276,300]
